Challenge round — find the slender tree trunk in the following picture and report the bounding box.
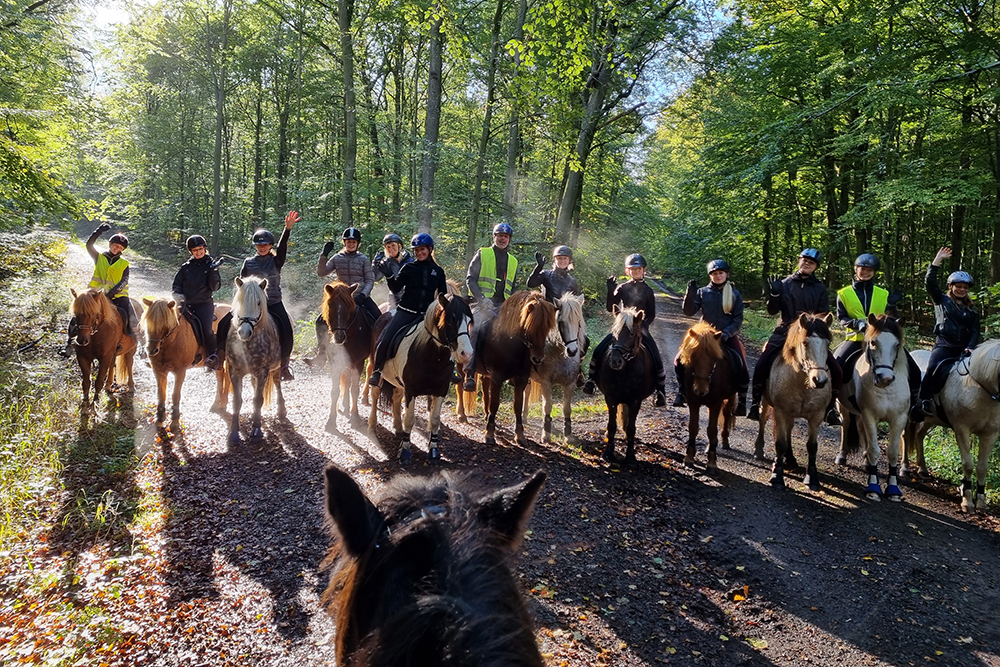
[951,94,973,272]
[209,0,231,256]
[252,84,263,226]
[503,0,528,224]
[418,15,443,234]
[339,0,356,228]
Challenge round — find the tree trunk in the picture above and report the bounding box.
[503,0,528,225]
[417,16,443,234]
[339,0,356,228]
[209,0,231,256]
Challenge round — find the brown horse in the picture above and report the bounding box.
[322,466,546,667]
[473,290,557,446]
[678,321,736,472]
[320,281,374,433]
[70,288,138,413]
[140,297,229,430]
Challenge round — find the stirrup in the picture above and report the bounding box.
[825,408,842,426]
[462,376,476,392]
[746,403,760,421]
[671,393,686,408]
[734,397,747,417]
[368,371,382,387]
[920,399,935,417]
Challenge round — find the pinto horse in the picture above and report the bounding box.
[70,288,139,413]
[836,314,910,502]
[474,290,557,446]
[902,340,1000,512]
[754,313,833,491]
[320,281,374,433]
[678,321,736,473]
[596,306,654,464]
[367,294,474,463]
[322,466,546,667]
[141,296,229,430]
[212,277,285,443]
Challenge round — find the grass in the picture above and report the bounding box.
[919,427,1000,505]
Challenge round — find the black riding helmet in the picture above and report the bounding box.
[382,233,403,246]
[553,245,573,259]
[854,253,879,270]
[799,248,822,265]
[625,253,647,268]
[108,233,129,250]
[186,234,207,251]
[252,229,275,245]
[706,259,730,274]
[343,227,361,242]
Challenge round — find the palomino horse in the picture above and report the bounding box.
[319,281,374,433]
[212,277,285,443]
[753,313,833,490]
[473,291,557,446]
[836,314,910,502]
[522,293,587,443]
[678,321,736,473]
[596,306,654,464]
[140,297,229,430]
[322,466,546,667]
[902,340,1000,512]
[70,288,139,413]
[367,294,474,463]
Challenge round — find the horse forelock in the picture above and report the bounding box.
[968,340,1000,393]
[73,289,115,322]
[232,277,269,321]
[783,315,830,369]
[142,298,179,336]
[864,314,903,342]
[679,321,723,365]
[322,281,357,325]
[611,307,641,339]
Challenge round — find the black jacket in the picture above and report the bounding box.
[607,279,656,331]
[172,255,222,305]
[389,257,448,313]
[927,264,979,349]
[526,266,580,303]
[683,282,744,341]
[766,271,829,344]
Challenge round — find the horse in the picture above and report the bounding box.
[211,277,285,443]
[319,281,374,433]
[523,293,587,444]
[835,314,910,502]
[140,296,229,430]
[902,340,1000,512]
[677,321,736,473]
[753,313,833,491]
[321,466,546,667]
[595,306,654,464]
[367,294,474,463]
[473,290,557,446]
[70,288,139,413]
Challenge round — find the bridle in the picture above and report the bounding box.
[328,298,361,337]
[426,305,471,351]
[864,334,900,374]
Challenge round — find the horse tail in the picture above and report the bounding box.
[843,417,861,455]
[262,370,275,406]
[115,351,129,384]
[218,364,232,398]
[379,384,393,410]
[617,404,626,430]
[527,380,542,407]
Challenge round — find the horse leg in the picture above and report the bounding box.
[427,396,444,462]
[400,395,417,463]
[753,399,769,460]
[835,409,852,466]
[883,415,907,502]
[562,383,577,445]
[770,410,792,490]
[541,383,553,444]
[802,417,823,491]
[512,380,529,446]
[624,403,639,465]
[974,428,997,511]
[169,369,186,431]
[721,394,735,450]
[78,356,93,413]
[248,375,266,441]
[349,366,363,429]
[154,368,168,426]
[955,427,977,513]
[603,401,618,463]
[392,386,404,436]
[861,414,882,501]
[485,380,501,446]
[229,374,244,443]
[210,367,228,414]
[326,367,342,433]
[366,385,381,436]
[705,404,720,474]
[274,372,286,421]
[684,404,699,467]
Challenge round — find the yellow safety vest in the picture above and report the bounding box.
[89,254,129,297]
[837,284,887,341]
[477,247,518,300]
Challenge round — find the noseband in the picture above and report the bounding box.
[865,337,899,374]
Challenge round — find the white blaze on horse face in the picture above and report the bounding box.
[870,333,897,388]
[804,334,830,388]
[453,314,474,365]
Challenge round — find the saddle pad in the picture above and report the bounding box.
[377,320,421,361]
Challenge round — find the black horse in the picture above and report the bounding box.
[322,466,546,667]
[595,306,654,464]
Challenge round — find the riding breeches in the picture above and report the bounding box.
[372,309,422,372]
[188,301,217,356]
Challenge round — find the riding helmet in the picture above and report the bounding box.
[186,234,208,251]
[553,245,573,259]
[947,270,974,287]
[854,253,879,270]
[108,233,129,250]
[625,253,647,268]
[382,233,403,246]
[411,232,435,249]
[493,222,513,237]
[799,248,822,265]
[706,259,730,274]
[343,227,362,242]
[252,229,275,245]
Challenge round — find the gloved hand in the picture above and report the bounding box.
[95,222,111,234]
[887,289,903,307]
[352,291,366,304]
[378,261,394,278]
[535,251,545,266]
[855,318,868,333]
[322,241,337,256]
[686,279,698,292]
[767,274,783,296]
[172,293,186,310]
[210,257,225,269]
[607,276,617,291]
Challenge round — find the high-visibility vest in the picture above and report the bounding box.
[89,254,129,297]
[477,247,518,300]
[837,284,887,341]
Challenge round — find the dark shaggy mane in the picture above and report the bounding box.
[864,314,903,342]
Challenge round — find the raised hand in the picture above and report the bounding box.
[378,261,394,278]
[284,210,301,229]
[322,241,337,256]
[686,279,698,291]
[535,251,544,266]
[95,222,111,234]
[886,289,902,307]
[932,246,952,266]
[210,257,225,269]
[767,274,783,295]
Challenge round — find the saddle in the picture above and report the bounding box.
[182,309,205,349]
[377,320,422,361]
[115,306,132,337]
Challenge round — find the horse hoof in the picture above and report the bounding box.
[429,446,441,462]
[325,419,339,434]
[169,420,181,433]
[485,435,496,446]
[457,414,468,424]
[753,446,765,461]
[249,427,264,441]
[229,432,243,445]
[210,404,226,416]
[804,470,821,491]
[770,474,785,490]
[602,449,618,463]
[885,484,903,502]
[624,454,637,465]
[399,448,412,465]
[785,456,800,471]
[866,491,882,501]
[835,453,848,466]
[706,465,718,477]
[683,456,695,467]
[975,495,987,510]
[516,434,529,446]
[721,441,730,450]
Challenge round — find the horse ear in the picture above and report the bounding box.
[438,293,449,308]
[142,296,154,307]
[822,312,833,325]
[894,317,905,328]
[713,331,723,341]
[235,277,244,287]
[612,303,621,316]
[325,283,335,296]
[553,298,562,310]
[798,313,809,327]
[324,466,383,557]
[867,313,878,326]
[349,282,360,293]
[167,300,176,309]
[71,288,78,298]
[259,278,268,291]
[477,470,547,550]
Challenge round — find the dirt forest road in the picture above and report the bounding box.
[51,244,1000,666]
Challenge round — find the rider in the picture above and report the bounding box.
[747,248,843,425]
[317,227,381,322]
[834,253,921,419]
[675,259,750,415]
[368,233,448,387]
[171,234,223,370]
[914,246,980,419]
[217,211,300,381]
[63,223,140,356]
[582,253,668,407]
[526,245,581,303]
[372,233,414,309]
[462,222,519,391]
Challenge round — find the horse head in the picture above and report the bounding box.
[430,294,474,365]
[520,295,557,365]
[322,466,546,667]
[233,277,268,342]
[553,293,585,358]
[864,314,903,388]
[609,307,644,371]
[140,296,180,357]
[788,313,833,388]
[680,321,723,397]
[71,288,112,347]
[323,282,359,345]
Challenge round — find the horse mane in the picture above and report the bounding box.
[232,277,276,336]
[782,314,831,368]
[864,314,903,343]
[496,290,556,338]
[72,288,116,322]
[141,298,179,336]
[679,321,723,365]
[551,292,584,344]
[446,279,462,296]
[321,281,356,324]
[612,306,641,338]
[968,340,1000,394]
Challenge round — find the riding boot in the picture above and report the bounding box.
[734,392,748,417]
[654,388,666,408]
[825,392,843,426]
[304,316,329,368]
[920,399,935,417]
[462,354,477,392]
[368,370,382,387]
[672,392,687,408]
[908,391,924,423]
[747,384,763,421]
[60,318,78,357]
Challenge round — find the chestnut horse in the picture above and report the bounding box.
[320,281,374,433]
[70,288,139,413]
[473,291,557,446]
[322,466,546,667]
[140,296,229,430]
[678,321,736,473]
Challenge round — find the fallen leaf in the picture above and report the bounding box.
[701,535,713,543]
[746,637,768,650]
